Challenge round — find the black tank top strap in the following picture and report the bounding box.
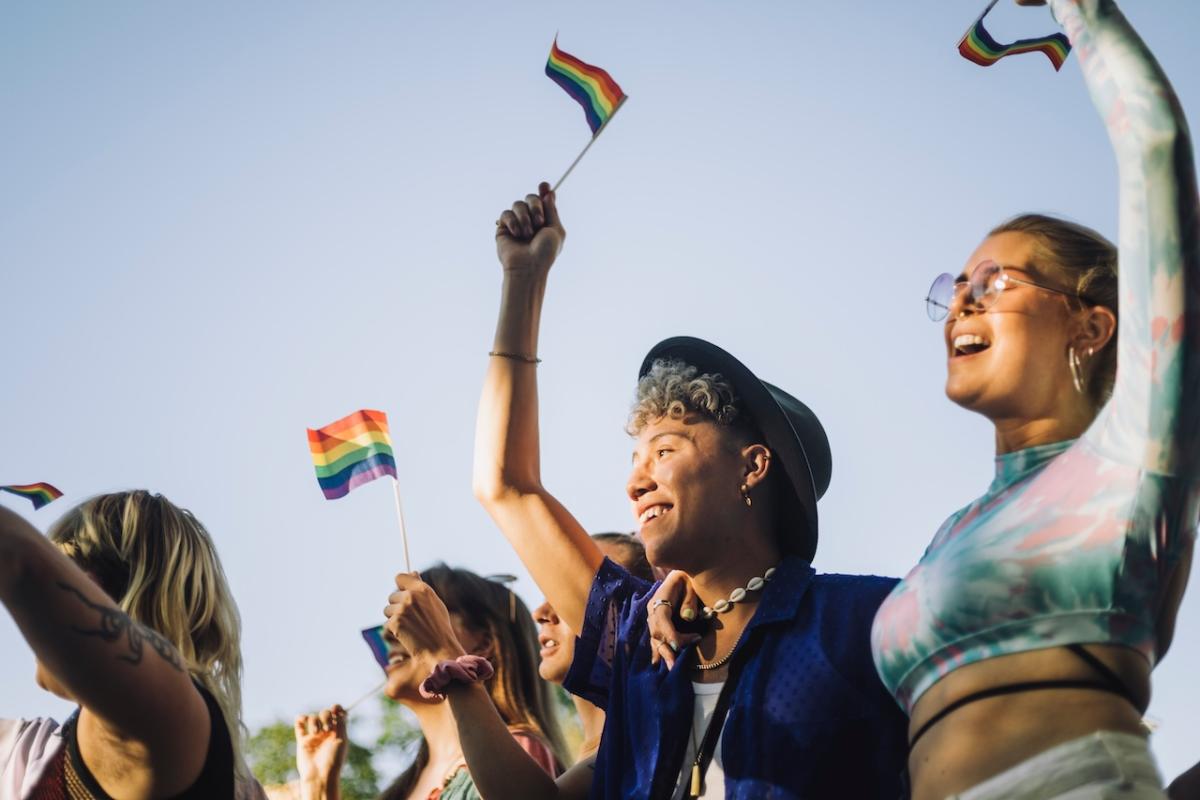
[907,644,1141,752]
[57,683,234,799]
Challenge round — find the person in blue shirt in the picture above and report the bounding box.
[473,182,908,798]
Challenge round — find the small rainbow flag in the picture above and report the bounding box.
[307,409,397,500]
[0,483,63,510]
[959,0,1071,72]
[546,37,627,135]
[361,624,403,672]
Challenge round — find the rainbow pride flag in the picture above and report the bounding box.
[361,624,403,672]
[959,0,1070,71]
[545,38,626,135]
[307,409,397,500]
[0,482,63,510]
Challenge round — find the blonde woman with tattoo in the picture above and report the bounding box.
[0,492,265,799]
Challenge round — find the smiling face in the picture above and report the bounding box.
[382,612,491,703]
[944,232,1082,421]
[626,414,754,572]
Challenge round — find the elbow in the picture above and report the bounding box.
[472,468,544,508]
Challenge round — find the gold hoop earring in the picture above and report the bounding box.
[1068,346,1086,395]
[740,484,752,508]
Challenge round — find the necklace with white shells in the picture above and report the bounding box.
[700,564,778,619]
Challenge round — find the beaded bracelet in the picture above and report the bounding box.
[489,351,542,364]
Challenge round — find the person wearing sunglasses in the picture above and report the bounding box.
[870,1,1198,798]
[293,565,567,800]
[366,534,656,800]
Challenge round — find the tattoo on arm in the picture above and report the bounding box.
[56,581,184,671]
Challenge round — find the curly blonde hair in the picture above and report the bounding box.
[49,491,248,780]
[627,358,746,435]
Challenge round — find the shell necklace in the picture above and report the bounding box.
[700,565,777,619]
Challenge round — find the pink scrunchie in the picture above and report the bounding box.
[419,655,495,700]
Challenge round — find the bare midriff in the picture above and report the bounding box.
[907,644,1149,800]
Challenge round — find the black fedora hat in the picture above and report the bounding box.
[638,336,831,563]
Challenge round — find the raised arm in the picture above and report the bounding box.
[383,574,589,800]
[472,183,604,632]
[1050,0,1200,476]
[0,505,210,795]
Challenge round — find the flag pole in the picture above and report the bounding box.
[391,478,412,572]
[552,96,628,193]
[961,0,1000,42]
[345,678,388,712]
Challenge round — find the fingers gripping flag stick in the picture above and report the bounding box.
[0,483,63,510]
[307,409,412,571]
[958,0,1071,71]
[545,37,628,192]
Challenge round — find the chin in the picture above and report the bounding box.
[944,378,985,411]
[539,662,569,686]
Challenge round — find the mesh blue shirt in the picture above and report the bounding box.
[563,556,908,799]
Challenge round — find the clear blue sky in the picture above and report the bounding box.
[3,0,1199,781]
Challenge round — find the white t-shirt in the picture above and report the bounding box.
[0,717,64,799]
[673,682,726,799]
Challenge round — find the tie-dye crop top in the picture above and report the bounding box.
[871,0,1200,715]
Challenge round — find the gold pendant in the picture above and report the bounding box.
[690,763,702,796]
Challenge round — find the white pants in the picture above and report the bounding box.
[949,731,1165,800]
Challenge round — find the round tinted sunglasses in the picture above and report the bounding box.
[925,261,1089,322]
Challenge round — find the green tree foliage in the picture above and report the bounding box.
[247,696,419,800]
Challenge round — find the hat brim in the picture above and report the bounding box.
[638,337,820,563]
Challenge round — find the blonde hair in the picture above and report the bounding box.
[48,491,248,778]
[628,358,746,436]
[990,214,1119,406]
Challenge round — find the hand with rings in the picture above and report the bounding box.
[647,571,703,670]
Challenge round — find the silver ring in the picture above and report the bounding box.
[650,599,673,613]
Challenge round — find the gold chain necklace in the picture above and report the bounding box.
[692,626,747,672]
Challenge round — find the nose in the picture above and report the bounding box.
[947,281,977,320]
[533,599,558,625]
[626,458,656,503]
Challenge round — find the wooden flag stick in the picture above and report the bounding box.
[552,96,628,193]
[345,678,388,712]
[391,478,412,572]
[961,0,1000,43]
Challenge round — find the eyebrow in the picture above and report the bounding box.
[631,431,693,463]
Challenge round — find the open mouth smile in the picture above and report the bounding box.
[952,333,992,358]
[638,504,672,527]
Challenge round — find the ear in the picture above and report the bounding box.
[740,443,772,491]
[1070,304,1117,357]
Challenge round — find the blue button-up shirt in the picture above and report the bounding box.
[563,556,908,799]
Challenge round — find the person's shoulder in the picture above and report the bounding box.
[0,717,62,752]
[813,572,899,597]
[808,572,900,621]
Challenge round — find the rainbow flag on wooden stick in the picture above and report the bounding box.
[307,409,397,500]
[546,37,627,135]
[958,0,1070,71]
[1,482,63,510]
[544,37,628,191]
